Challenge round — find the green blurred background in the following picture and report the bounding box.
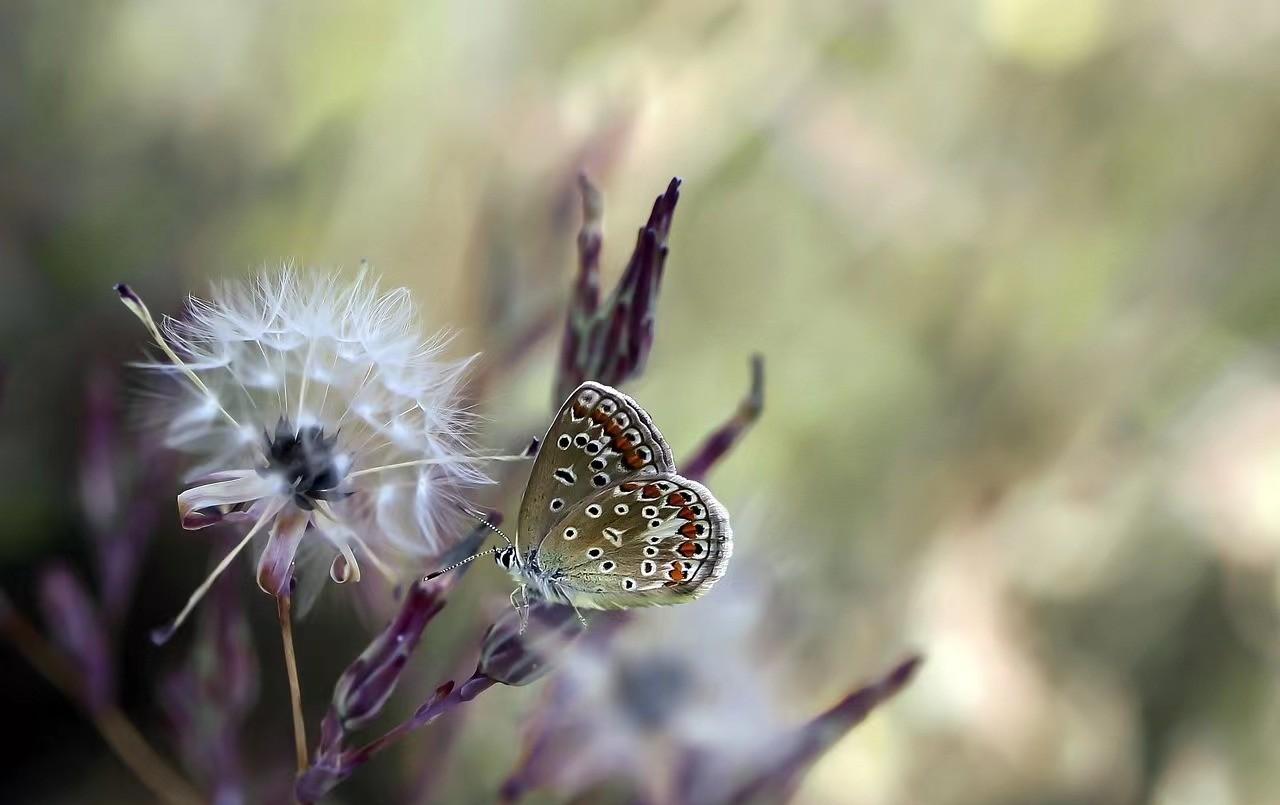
[3,0,1280,802]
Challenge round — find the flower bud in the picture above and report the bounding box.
[333,580,446,730]
[478,601,585,687]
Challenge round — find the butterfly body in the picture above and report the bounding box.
[499,382,733,612]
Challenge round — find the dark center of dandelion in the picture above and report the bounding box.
[260,418,344,511]
[613,654,693,732]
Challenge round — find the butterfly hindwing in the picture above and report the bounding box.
[517,382,675,553]
[532,473,732,610]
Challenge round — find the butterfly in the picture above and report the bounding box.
[435,382,732,623]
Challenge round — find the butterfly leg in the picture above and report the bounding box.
[510,584,531,635]
[569,601,588,630]
[550,581,589,630]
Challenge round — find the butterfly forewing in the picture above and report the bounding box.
[517,382,675,553]
[532,474,732,610]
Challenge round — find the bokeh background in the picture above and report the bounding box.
[3,0,1280,803]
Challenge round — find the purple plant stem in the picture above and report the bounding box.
[2,585,203,804]
[79,368,172,622]
[38,563,114,713]
[682,354,765,483]
[726,655,923,804]
[161,566,257,803]
[498,612,632,802]
[298,674,498,803]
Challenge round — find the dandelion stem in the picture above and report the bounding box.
[114,283,242,431]
[347,453,530,479]
[0,602,203,805]
[152,503,280,644]
[276,593,309,773]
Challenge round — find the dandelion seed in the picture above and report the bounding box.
[117,268,521,642]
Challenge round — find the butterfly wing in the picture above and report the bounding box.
[517,382,674,553]
[532,473,732,610]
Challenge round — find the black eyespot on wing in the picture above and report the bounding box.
[592,473,609,487]
[557,434,572,449]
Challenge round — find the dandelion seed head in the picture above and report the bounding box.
[120,267,508,639]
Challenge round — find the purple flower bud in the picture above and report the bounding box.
[38,564,113,713]
[555,176,682,404]
[333,580,447,730]
[683,354,765,482]
[477,601,586,687]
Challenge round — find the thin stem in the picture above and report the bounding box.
[94,709,205,805]
[0,606,203,805]
[152,502,281,644]
[277,593,309,773]
[347,453,530,479]
[114,283,241,430]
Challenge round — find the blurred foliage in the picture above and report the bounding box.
[3,0,1280,803]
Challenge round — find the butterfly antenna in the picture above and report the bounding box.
[457,505,513,548]
[424,547,499,581]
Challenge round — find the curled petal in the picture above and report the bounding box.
[177,472,272,529]
[256,508,309,596]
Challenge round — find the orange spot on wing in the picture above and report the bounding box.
[679,522,700,538]
[620,481,643,492]
[678,541,698,557]
[592,408,609,423]
[613,436,634,452]
[666,492,688,506]
[641,484,662,499]
[604,421,623,437]
[624,452,646,470]
[667,562,687,582]
[677,506,698,521]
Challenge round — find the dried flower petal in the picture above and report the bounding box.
[256,507,309,597]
